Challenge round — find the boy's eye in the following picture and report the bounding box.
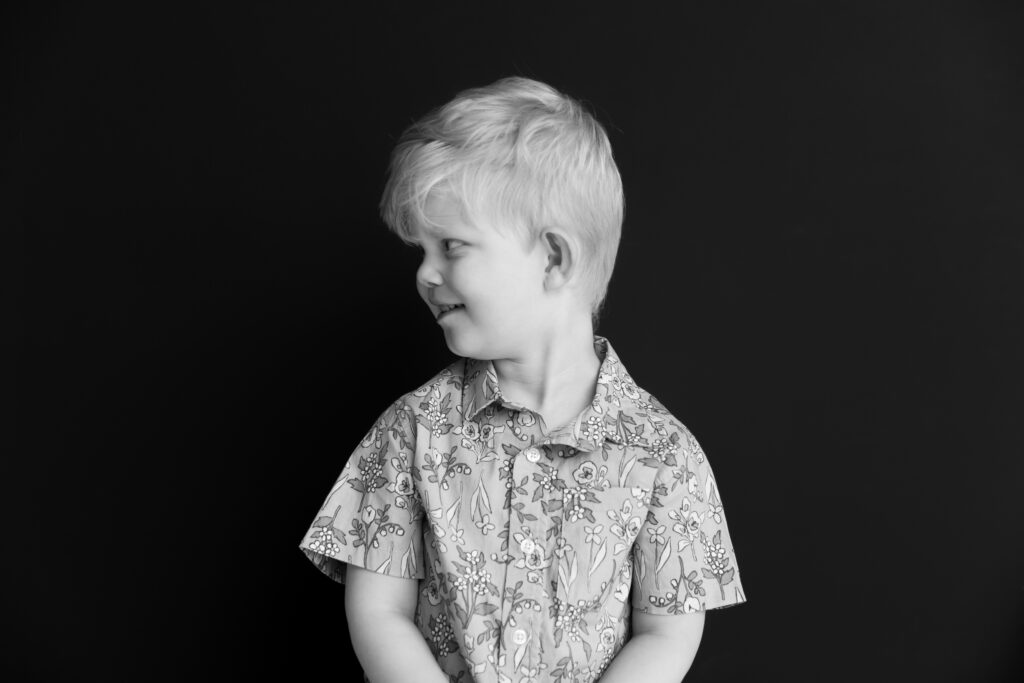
[412,239,464,256]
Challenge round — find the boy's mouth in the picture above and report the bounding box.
[436,304,464,320]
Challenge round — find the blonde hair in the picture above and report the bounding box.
[379,76,624,322]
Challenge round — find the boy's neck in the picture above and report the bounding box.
[491,316,601,435]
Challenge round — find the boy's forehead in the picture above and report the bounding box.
[408,220,444,241]
[409,219,464,244]
[412,193,480,239]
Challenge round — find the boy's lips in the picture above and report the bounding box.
[436,304,464,321]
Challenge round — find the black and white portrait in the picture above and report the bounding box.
[9,3,1022,681]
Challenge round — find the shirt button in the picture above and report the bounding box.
[512,628,529,645]
[519,538,535,554]
[524,447,542,463]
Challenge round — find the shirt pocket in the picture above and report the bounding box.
[555,465,659,610]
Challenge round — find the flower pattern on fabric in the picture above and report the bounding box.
[299,336,746,683]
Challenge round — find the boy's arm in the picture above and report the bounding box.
[344,564,448,683]
[598,609,705,683]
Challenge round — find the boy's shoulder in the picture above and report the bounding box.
[610,364,709,468]
[385,356,470,418]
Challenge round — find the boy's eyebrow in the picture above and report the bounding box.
[411,221,472,242]
[408,228,440,245]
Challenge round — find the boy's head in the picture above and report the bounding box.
[379,76,623,359]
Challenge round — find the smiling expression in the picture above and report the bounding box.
[411,192,551,360]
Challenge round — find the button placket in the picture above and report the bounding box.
[514,443,545,579]
[502,440,548,679]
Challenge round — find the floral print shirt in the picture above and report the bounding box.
[299,336,746,683]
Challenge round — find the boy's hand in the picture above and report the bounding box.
[597,609,705,682]
[345,565,448,683]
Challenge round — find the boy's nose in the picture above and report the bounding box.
[416,257,443,288]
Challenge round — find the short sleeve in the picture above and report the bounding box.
[631,426,746,614]
[298,399,426,585]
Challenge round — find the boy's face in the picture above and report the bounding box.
[411,192,551,360]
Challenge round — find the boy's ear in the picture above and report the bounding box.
[542,229,575,289]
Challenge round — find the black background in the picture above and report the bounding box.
[8,2,1023,681]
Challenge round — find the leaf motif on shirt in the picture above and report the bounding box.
[589,541,607,576]
[558,553,578,596]
[513,643,527,671]
[375,556,391,574]
[617,454,637,485]
[445,497,462,526]
[401,545,416,578]
[470,481,491,518]
[657,540,671,573]
[451,601,467,627]
[705,473,719,504]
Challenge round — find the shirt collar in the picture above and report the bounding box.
[461,336,645,453]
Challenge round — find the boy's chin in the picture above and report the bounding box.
[442,330,474,359]
[442,327,493,360]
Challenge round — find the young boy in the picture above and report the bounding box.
[299,76,746,683]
